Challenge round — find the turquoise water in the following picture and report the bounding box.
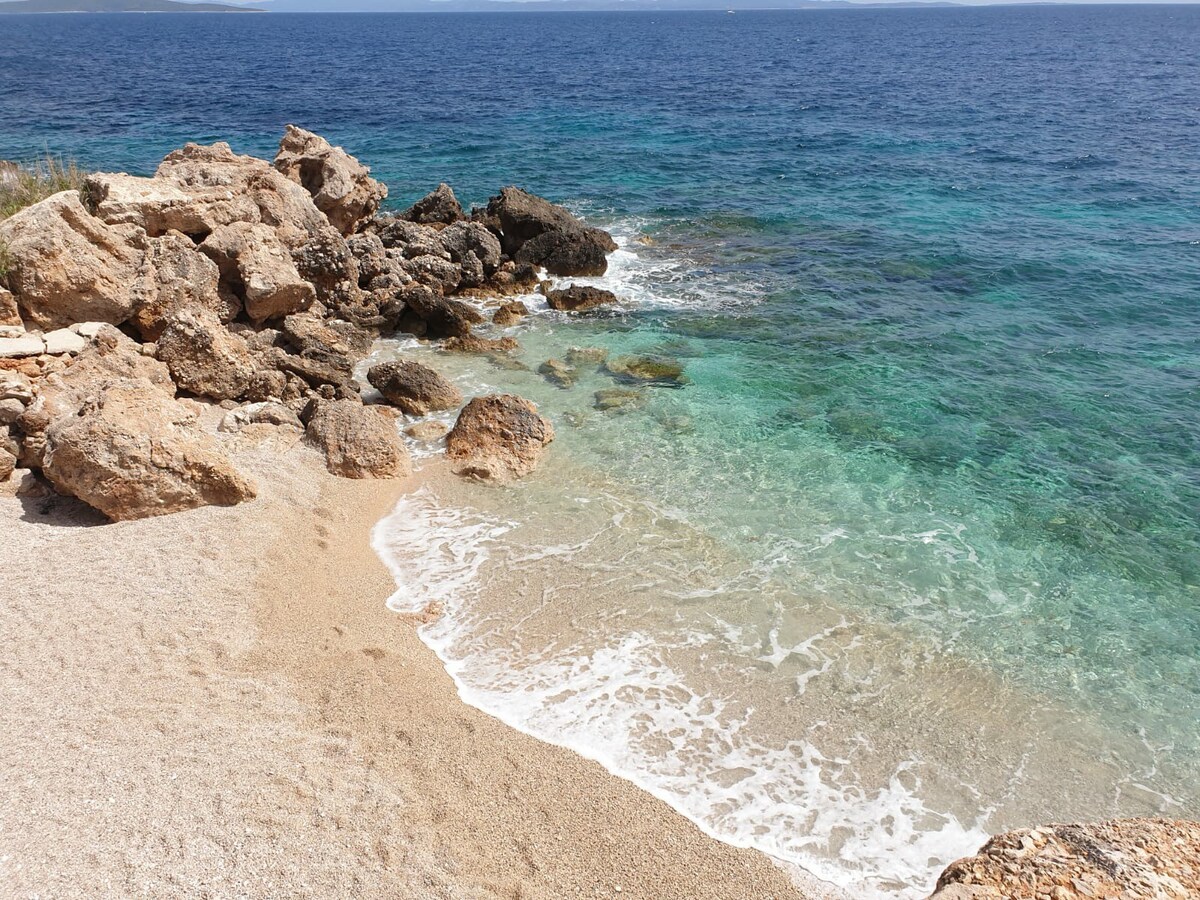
[4,7,1199,895]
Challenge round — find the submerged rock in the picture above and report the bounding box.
[273,125,387,236]
[544,284,619,313]
[605,354,685,385]
[593,387,646,412]
[305,399,411,479]
[538,358,576,389]
[404,420,449,442]
[367,360,463,417]
[930,818,1200,900]
[565,346,609,367]
[446,394,553,483]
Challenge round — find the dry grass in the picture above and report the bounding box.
[0,155,87,222]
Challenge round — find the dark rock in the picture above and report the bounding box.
[544,284,619,312]
[516,230,612,277]
[400,183,464,226]
[400,285,483,340]
[438,221,502,274]
[485,186,616,276]
[367,360,463,417]
[492,300,529,327]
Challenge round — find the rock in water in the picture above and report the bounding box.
[273,125,387,236]
[0,191,149,330]
[446,394,554,482]
[401,183,464,225]
[930,818,1200,900]
[605,354,686,385]
[367,360,463,417]
[156,309,256,401]
[544,285,619,312]
[538,358,576,389]
[484,186,617,277]
[305,399,411,479]
[42,381,256,521]
[404,420,449,442]
[492,300,529,326]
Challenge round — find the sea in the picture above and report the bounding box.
[2,6,1198,896]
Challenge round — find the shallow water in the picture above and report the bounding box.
[4,7,1200,895]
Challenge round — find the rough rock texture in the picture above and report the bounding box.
[0,191,149,330]
[201,222,315,323]
[538,358,576,389]
[485,187,617,277]
[930,818,1200,900]
[0,288,22,327]
[404,420,448,442]
[544,285,618,313]
[131,230,232,341]
[274,125,387,236]
[605,354,686,385]
[441,335,520,355]
[446,393,554,483]
[399,287,483,340]
[305,399,411,479]
[84,173,210,237]
[438,221,502,273]
[367,360,462,417]
[492,300,529,326]
[157,309,256,401]
[154,141,328,242]
[401,183,464,225]
[42,381,256,521]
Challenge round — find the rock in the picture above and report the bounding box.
[376,218,441,253]
[930,818,1200,900]
[565,346,609,367]
[401,183,464,226]
[605,354,686,385]
[291,225,358,304]
[538,358,576,389]
[0,371,34,403]
[0,335,46,358]
[544,284,618,313]
[0,447,14,482]
[594,387,646,412]
[446,394,554,483]
[485,186,616,276]
[270,347,356,392]
[72,322,108,339]
[367,360,463,417]
[42,380,256,521]
[201,222,315,323]
[280,313,373,360]
[156,309,256,401]
[154,141,328,241]
[0,191,149,330]
[404,420,448,442]
[438,221,502,273]
[42,329,87,356]
[305,399,411,479]
[399,254,462,294]
[273,125,387,236]
[218,401,302,433]
[242,368,288,403]
[84,173,210,237]
[0,288,21,327]
[0,398,24,426]
[399,286,483,340]
[130,230,233,341]
[442,335,520,355]
[492,300,529,326]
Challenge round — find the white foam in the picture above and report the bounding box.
[371,488,990,899]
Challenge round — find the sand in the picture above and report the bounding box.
[0,430,813,899]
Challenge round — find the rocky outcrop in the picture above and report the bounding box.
[0,191,149,330]
[84,173,212,237]
[485,187,617,277]
[274,125,387,236]
[42,380,256,521]
[156,309,256,401]
[367,360,462,417]
[544,284,618,312]
[446,394,553,482]
[131,230,233,341]
[305,399,411,479]
[201,222,315,323]
[398,286,483,340]
[401,183,464,225]
[492,300,528,326]
[930,818,1200,900]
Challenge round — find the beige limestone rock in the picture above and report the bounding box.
[366,360,462,417]
[0,335,45,358]
[0,191,149,330]
[42,329,86,356]
[84,173,209,236]
[274,125,387,236]
[156,309,256,401]
[131,230,233,341]
[0,288,21,327]
[446,394,554,483]
[305,399,411,479]
[201,222,315,323]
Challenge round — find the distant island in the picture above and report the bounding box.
[0,0,259,12]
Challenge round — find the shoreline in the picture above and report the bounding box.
[0,436,817,899]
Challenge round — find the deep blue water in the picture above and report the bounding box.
[3,7,1199,895]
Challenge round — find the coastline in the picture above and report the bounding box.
[0,433,818,899]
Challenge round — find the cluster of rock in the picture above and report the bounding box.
[0,126,603,520]
[929,818,1200,899]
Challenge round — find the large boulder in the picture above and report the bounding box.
[544,284,618,312]
[398,285,483,340]
[42,380,256,521]
[400,183,464,226]
[484,187,616,276]
[930,818,1200,900]
[0,191,149,330]
[131,230,235,341]
[445,394,554,483]
[291,225,359,305]
[305,399,411,479]
[84,173,213,238]
[273,125,387,236]
[156,309,256,401]
[367,360,462,416]
[154,141,328,242]
[438,220,502,273]
[201,222,315,323]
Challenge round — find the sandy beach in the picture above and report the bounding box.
[0,428,813,899]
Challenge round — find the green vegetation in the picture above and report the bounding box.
[0,155,87,222]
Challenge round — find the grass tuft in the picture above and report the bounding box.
[0,155,87,222]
